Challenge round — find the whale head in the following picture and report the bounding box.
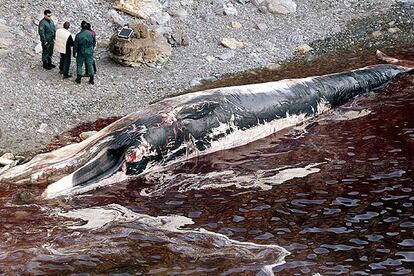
[0,112,158,199]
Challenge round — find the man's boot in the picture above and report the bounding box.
[48,60,56,68]
[75,75,82,84]
[43,61,52,70]
[89,76,94,85]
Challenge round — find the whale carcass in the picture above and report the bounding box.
[0,64,412,198]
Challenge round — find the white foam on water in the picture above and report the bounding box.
[56,204,290,274]
[319,108,371,122]
[59,203,194,231]
[141,163,323,197]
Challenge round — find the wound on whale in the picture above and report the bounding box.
[0,63,412,198]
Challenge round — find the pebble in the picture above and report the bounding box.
[388,27,401,33]
[79,131,98,141]
[231,21,242,29]
[221,37,244,49]
[297,43,313,53]
[216,50,235,60]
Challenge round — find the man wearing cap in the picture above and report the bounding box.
[73,21,96,84]
[38,9,56,70]
[55,21,74,78]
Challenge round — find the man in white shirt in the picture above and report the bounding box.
[55,21,74,79]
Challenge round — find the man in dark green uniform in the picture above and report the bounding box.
[73,21,96,84]
[38,9,56,70]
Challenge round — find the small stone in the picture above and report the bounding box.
[204,55,215,63]
[190,76,217,87]
[221,37,244,49]
[287,34,304,44]
[258,5,268,13]
[166,31,189,47]
[169,8,188,19]
[190,77,202,87]
[0,156,13,166]
[371,31,382,38]
[256,22,268,30]
[265,63,281,70]
[231,21,242,29]
[388,27,401,34]
[223,3,238,15]
[262,41,275,51]
[79,131,98,141]
[0,39,9,49]
[216,50,235,60]
[37,123,48,133]
[179,0,193,6]
[267,0,297,14]
[297,43,313,54]
[1,152,14,160]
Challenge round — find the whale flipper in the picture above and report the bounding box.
[42,147,126,198]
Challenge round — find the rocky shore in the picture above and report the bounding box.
[0,0,413,162]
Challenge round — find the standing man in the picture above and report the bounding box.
[55,21,73,79]
[84,22,97,75]
[38,9,56,70]
[73,21,96,84]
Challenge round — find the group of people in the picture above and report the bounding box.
[38,9,96,84]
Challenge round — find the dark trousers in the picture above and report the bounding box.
[59,50,71,77]
[76,54,94,76]
[41,42,54,63]
[85,60,97,75]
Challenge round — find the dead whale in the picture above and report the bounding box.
[0,63,412,198]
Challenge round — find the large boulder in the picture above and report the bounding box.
[112,0,162,19]
[108,24,172,67]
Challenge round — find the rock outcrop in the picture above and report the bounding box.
[108,23,172,67]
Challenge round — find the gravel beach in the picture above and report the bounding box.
[0,0,413,155]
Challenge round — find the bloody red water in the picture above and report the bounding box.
[1,50,413,275]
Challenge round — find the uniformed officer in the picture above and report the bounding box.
[38,9,56,70]
[73,21,96,84]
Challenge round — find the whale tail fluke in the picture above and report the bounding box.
[376,50,414,68]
